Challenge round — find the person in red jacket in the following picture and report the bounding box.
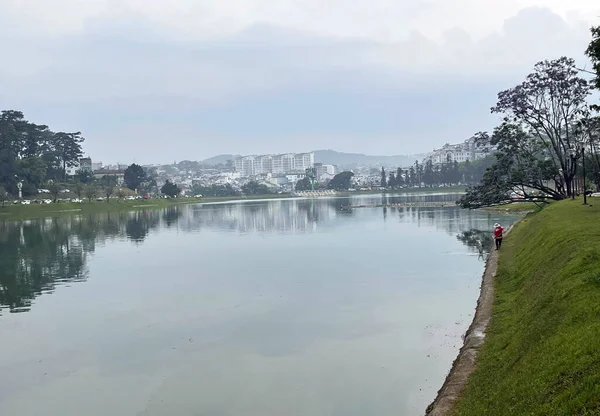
[494,223,504,250]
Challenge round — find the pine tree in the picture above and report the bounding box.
[380,167,387,187]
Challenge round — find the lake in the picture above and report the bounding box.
[0,194,518,416]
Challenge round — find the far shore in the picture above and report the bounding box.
[0,186,468,221]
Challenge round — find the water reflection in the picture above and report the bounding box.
[457,229,495,259]
[0,195,516,315]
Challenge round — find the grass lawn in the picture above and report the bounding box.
[453,199,600,415]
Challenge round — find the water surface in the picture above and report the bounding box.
[0,194,518,415]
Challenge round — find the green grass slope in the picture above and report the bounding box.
[454,199,600,416]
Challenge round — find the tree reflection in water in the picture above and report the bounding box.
[1,199,509,315]
[456,229,494,259]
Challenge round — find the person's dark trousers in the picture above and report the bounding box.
[495,238,503,250]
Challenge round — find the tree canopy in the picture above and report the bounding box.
[161,180,181,197]
[460,57,594,209]
[0,110,85,196]
[124,163,147,191]
[328,171,354,191]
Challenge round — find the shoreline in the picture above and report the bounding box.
[0,188,467,221]
[425,225,515,416]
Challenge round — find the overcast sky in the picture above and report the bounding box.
[1,0,599,164]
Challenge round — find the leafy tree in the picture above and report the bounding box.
[17,157,47,190]
[161,180,181,197]
[75,169,94,183]
[328,171,354,191]
[295,177,312,191]
[0,186,7,207]
[491,57,591,197]
[51,132,84,181]
[103,184,114,202]
[192,183,239,197]
[459,123,565,209]
[380,167,387,187]
[124,163,146,191]
[586,26,600,108]
[74,182,85,199]
[242,181,271,195]
[85,185,98,203]
[49,183,60,203]
[99,175,118,188]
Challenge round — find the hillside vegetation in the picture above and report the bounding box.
[454,199,600,415]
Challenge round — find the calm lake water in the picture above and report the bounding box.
[0,194,518,416]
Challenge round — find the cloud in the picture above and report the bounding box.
[0,2,598,163]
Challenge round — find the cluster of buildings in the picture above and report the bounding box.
[234,153,315,177]
[233,152,339,190]
[422,136,493,166]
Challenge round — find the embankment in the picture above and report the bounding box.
[430,199,600,415]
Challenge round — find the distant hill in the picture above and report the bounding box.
[313,150,424,168]
[201,154,239,165]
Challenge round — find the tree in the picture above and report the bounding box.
[586,26,600,109]
[49,183,60,203]
[388,172,396,188]
[396,167,405,187]
[295,177,312,191]
[124,163,146,191]
[75,169,94,183]
[51,132,84,181]
[85,185,98,203]
[459,123,566,209]
[492,57,591,197]
[74,182,85,199]
[380,167,387,187]
[328,171,354,191]
[0,186,7,207]
[117,188,126,202]
[103,184,114,202]
[99,175,118,188]
[242,181,271,195]
[161,180,181,197]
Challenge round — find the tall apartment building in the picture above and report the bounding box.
[235,152,315,177]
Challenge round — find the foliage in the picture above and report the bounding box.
[241,181,272,195]
[124,163,147,191]
[99,175,118,188]
[491,57,591,197]
[295,177,312,191]
[586,26,600,106]
[49,183,60,203]
[328,171,354,190]
[380,167,387,187]
[161,180,181,197]
[0,186,7,207]
[459,123,566,209]
[85,185,98,203]
[191,183,239,197]
[75,169,94,183]
[0,110,85,193]
[73,182,85,199]
[454,200,600,415]
[103,184,114,202]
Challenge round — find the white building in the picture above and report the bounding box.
[422,137,493,165]
[235,152,315,177]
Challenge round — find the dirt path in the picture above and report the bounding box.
[425,228,512,415]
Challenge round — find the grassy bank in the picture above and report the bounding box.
[0,187,467,221]
[0,194,293,220]
[453,199,600,415]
